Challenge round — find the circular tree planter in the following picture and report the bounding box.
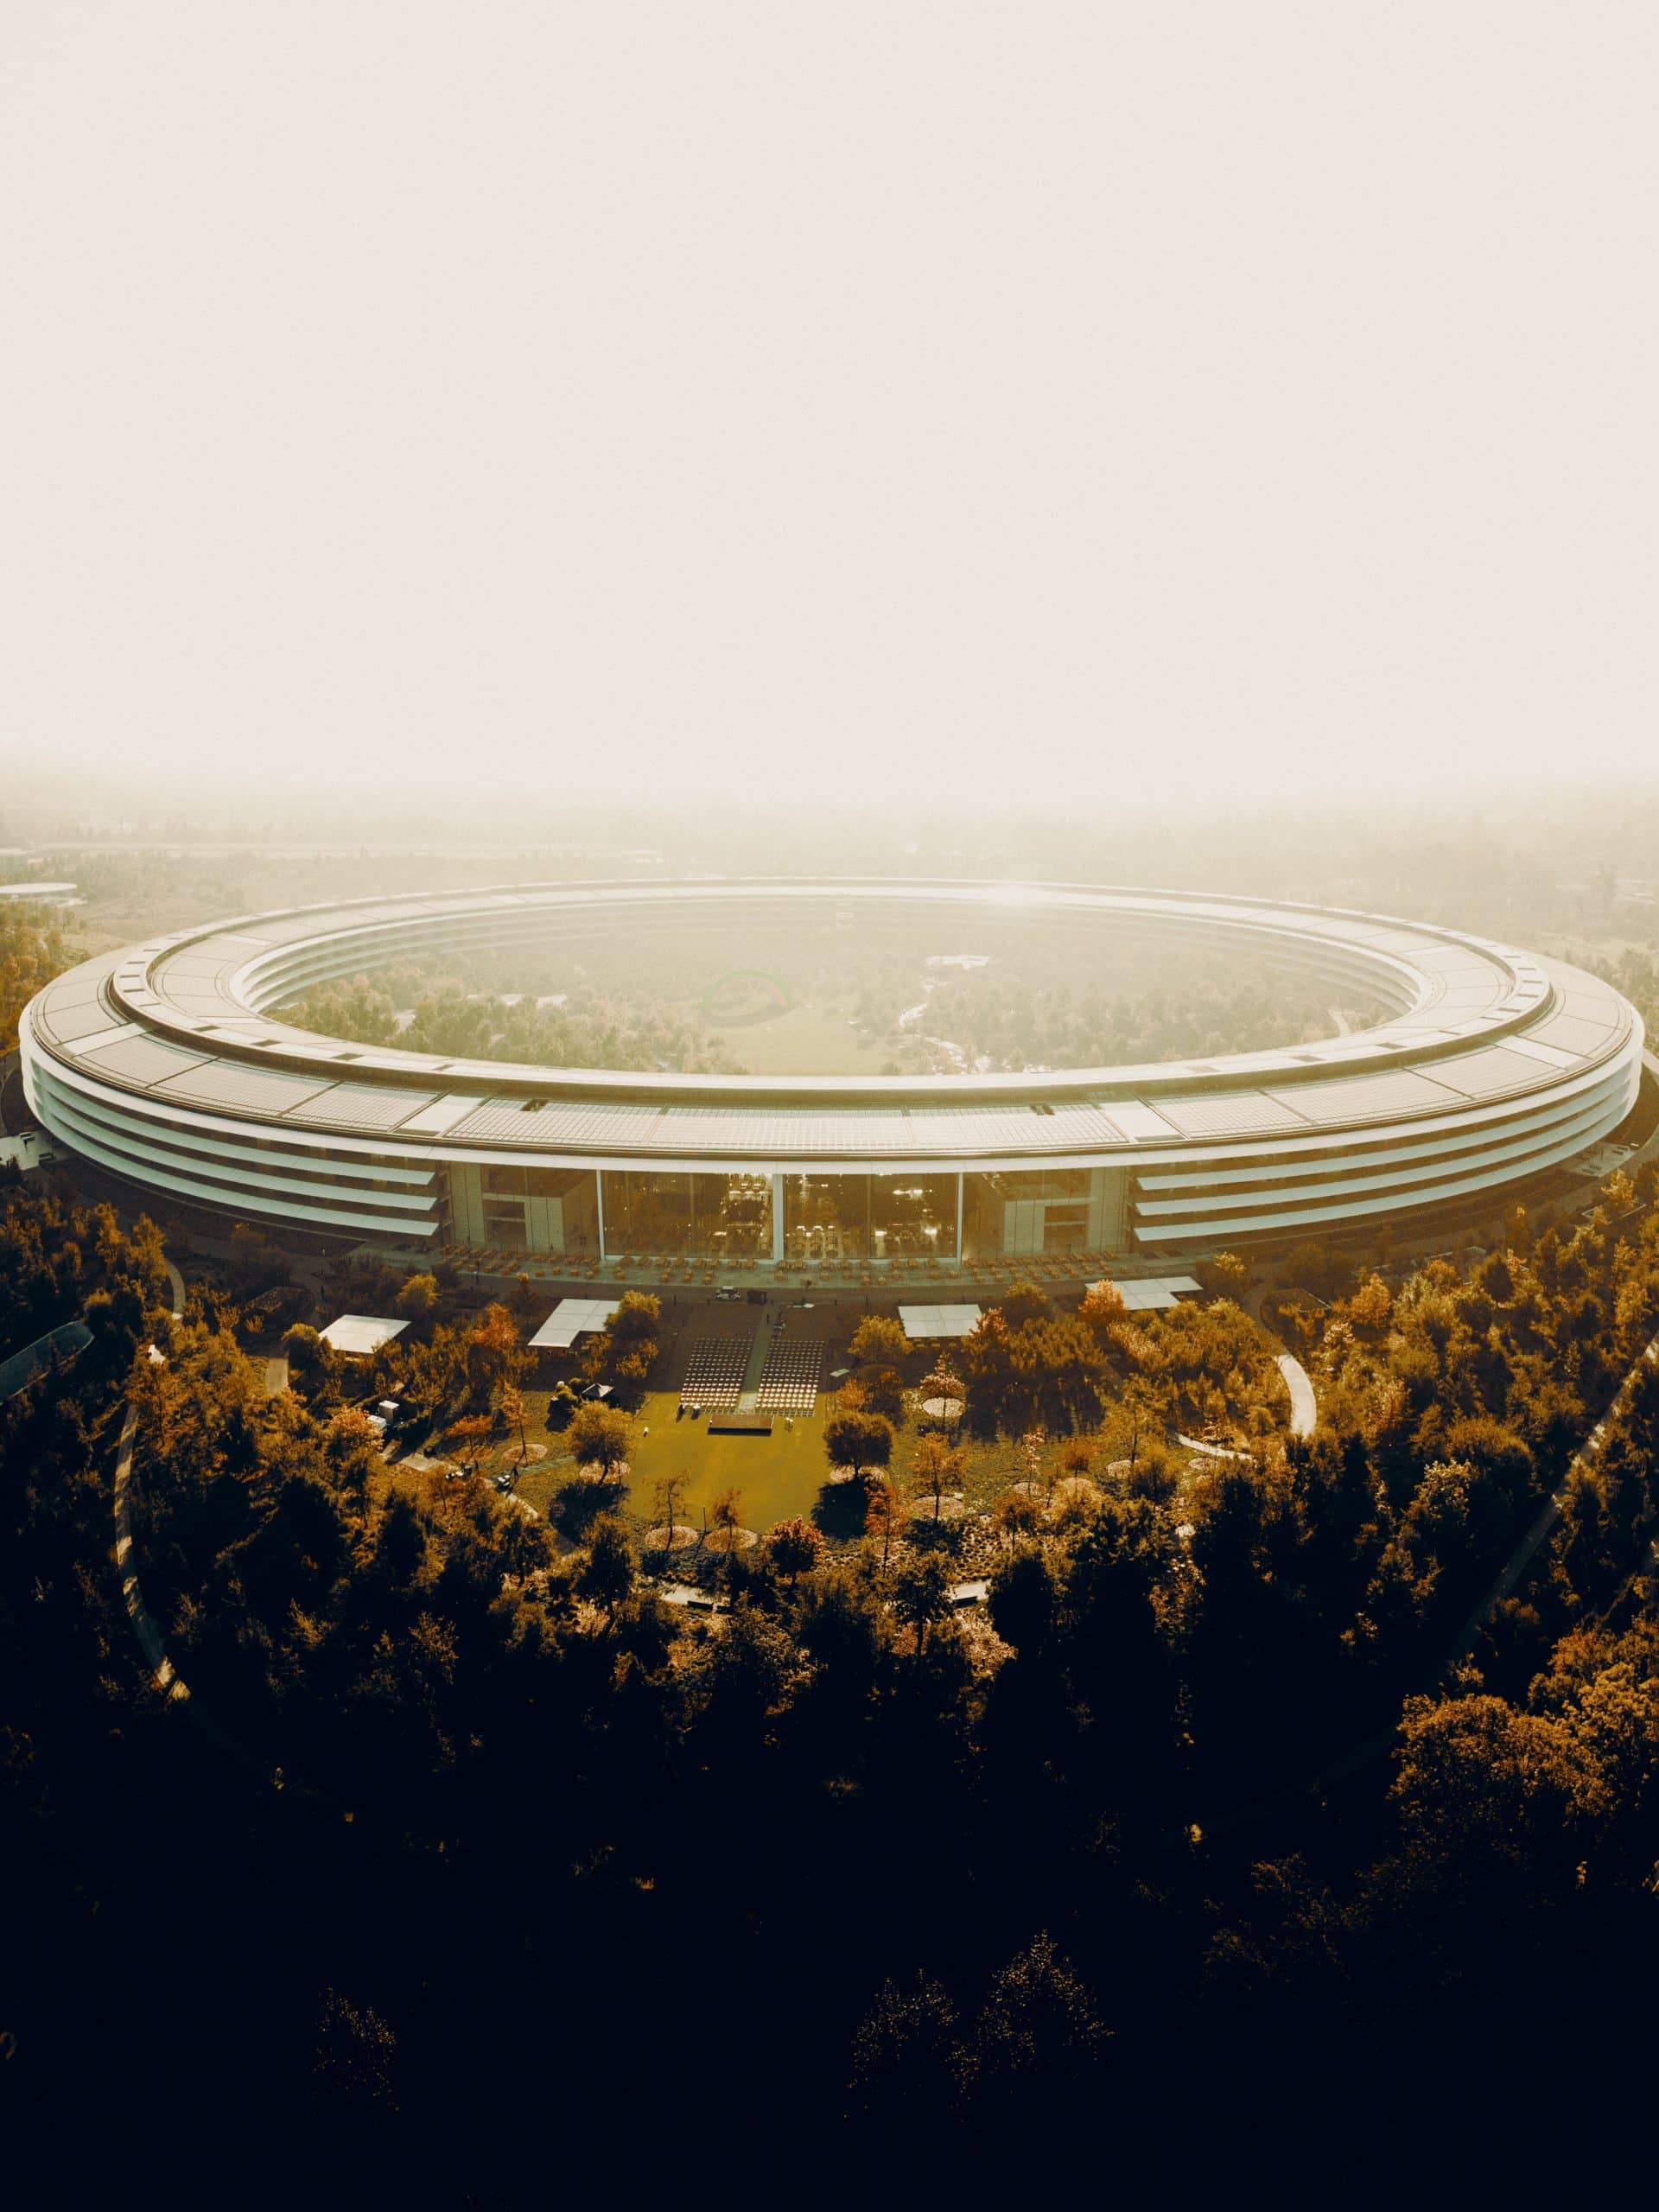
[645,1522,699,1554]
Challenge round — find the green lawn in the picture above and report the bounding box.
[707,1000,892,1077]
[505,1381,1045,1542]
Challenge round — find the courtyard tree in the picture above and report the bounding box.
[577,1516,636,1623]
[1200,1252,1249,1300]
[401,1322,467,1423]
[999,1279,1052,1332]
[227,1220,290,1297]
[1018,1316,1107,1427]
[464,1302,524,1408]
[1347,1273,1394,1332]
[569,1400,632,1479]
[918,1365,965,1427]
[850,1313,909,1370]
[848,1973,961,2130]
[892,1549,951,1653]
[394,1271,439,1323]
[911,1433,965,1520]
[855,1363,907,1424]
[863,1474,907,1568]
[1078,1281,1128,1342]
[499,1379,529,1461]
[963,1309,1015,1429]
[280,1321,334,1382]
[709,1486,746,1581]
[585,1290,661,1394]
[824,1408,895,1483]
[991,1486,1044,1543]
[648,1468,692,1551]
[762,1516,824,1581]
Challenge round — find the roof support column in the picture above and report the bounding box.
[955,1172,964,1263]
[770,1174,785,1265]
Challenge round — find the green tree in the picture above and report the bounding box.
[648,1468,691,1551]
[569,1400,632,1478]
[763,1516,824,1580]
[849,1313,909,1369]
[824,1408,894,1481]
[958,1933,1109,2113]
[1000,1279,1052,1332]
[394,1271,440,1322]
[464,1302,524,1406]
[863,1474,906,1567]
[1200,1251,1249,1300]
[577,1515,636,1621]
[910,1432,964,1519]
[892,1549,950,1651]
[709,1485,746,1581]
[849,1973,960,2129]
[585,1290,662,1392]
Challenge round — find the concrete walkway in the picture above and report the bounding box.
[734,1324,771,1414]
[1275,1352,1318,1438]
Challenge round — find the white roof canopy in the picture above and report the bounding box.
[530,1297,620,1351]
[1091,1275,1201,1313]
[899,1303,982,1341]
[321,1314,409,1357]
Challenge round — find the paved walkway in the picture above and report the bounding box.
[1243,1281,1319,1440]
[1275,1352,1318,1438]
[734,1324,771,1413]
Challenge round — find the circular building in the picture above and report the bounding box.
[18,880,1645,1268]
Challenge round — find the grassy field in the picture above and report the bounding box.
[502,1382,1040,1542]
[705,1000,892,1077]
[398,1290,1300,1550]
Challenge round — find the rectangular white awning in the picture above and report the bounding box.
[320,1314,410,1357]
[1090,1274,1202,1313]
[898,1303,982,1341]
[529,1297,620,1351]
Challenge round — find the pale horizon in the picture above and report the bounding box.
[3,3,1656,811]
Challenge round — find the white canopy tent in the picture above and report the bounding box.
[529,1298,620,1351]
[898,1303,982,1342]
[1090,1275,1202,1313]
[320,1314,410,1357]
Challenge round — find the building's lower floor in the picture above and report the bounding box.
[444,1164,1134,1264]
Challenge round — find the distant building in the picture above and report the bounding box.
[0,881,78,906]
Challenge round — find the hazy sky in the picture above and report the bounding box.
[2,4,1656,811]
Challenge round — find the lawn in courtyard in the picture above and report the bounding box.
[503,1379,1040,1542]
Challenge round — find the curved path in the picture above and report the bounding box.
[1274,1352,1317,1439]
[1243,1282,1319,1440]
[1200,1314,1659,1840]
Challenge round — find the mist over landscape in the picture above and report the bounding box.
[5,3,1659,2201]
